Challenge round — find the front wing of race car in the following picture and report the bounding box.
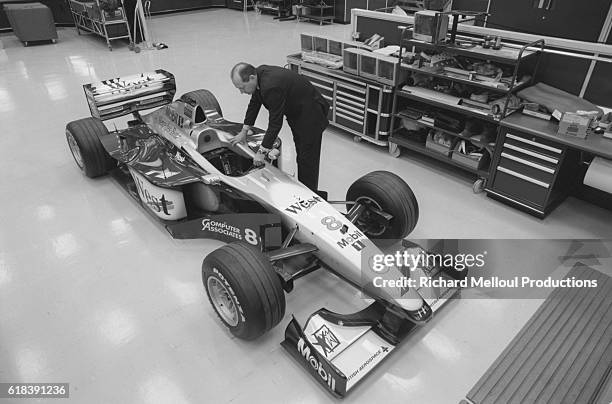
[281,261,461,397]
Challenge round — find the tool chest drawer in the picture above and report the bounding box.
[502,130,563,160]
[335,112,364,133]
[496,129,566,181]
[336,83,366,101]
[300,70,334,98]
[335,94,365,111]
[492,166,550,207]
[487,125,570,216]
[498,151,556,184]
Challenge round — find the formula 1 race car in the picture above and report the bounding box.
[66,70,462,398]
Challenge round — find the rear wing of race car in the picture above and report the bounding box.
[83,70,176,121]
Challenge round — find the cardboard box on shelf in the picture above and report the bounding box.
[558,112,592,139]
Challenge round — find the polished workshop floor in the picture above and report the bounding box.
[1,9,612,404]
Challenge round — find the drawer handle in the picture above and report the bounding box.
[504,144,559,164]
[367,108,389,117]
[336,112,363,125]
[302,66,364,86]
[498,166,550,188]
[506,133,563,154]
[501,152,555,174]
[336,83,366,94]
[336,102,363,114]
[336,106,364,120]
[301,71,334,84]
[486,190,546,214]
[335,95,364,108]
[310,81,333,92]
[337,90,365,102]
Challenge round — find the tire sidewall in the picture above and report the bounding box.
[66,129,85,171]
[203,264,249,334]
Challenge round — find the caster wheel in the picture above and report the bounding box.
[473,178,486,194]
[134,46,141,53]
[128,43,134,50]
[353,136,362,143]
[389,143,401,158]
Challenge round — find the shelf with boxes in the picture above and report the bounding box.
[288,33,408,146]
[388,15,544,191]
[391,100,495,178]
[68,0,133,50]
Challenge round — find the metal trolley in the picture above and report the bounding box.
[68,0,134,51]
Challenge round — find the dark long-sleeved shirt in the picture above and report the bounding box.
[244,65,329,149]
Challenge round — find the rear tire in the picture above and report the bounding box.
[202,242,285,340]
[66,117,116,178]
[180,89,223,118]
[346,170,419,240]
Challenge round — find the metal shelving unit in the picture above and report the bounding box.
[297,0,335,25]
[68,0,134,51]
[389,30,544,192]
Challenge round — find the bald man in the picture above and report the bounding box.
[229,63,330,193]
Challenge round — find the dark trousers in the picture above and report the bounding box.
[293,129,323,192]
[289,99,329,192]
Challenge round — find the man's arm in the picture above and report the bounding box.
[261,88,286,149]
[230,93,262,145]
[244,93,262,127]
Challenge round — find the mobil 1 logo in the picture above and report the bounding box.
[321,216,366,252]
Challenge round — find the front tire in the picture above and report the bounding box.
[202,242,285,340]
[66,117,116,178]
[347,171,419,239]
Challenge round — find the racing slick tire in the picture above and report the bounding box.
[202,242,285,340]
[66,117,116,178]
[346,170,419,240]
[180,89,223,118]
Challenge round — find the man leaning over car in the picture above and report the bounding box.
[229,62,330,194]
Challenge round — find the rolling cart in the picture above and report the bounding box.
[68,0,134,51]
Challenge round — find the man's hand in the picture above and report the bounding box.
[253,151,266,166]
[229,129,248,145]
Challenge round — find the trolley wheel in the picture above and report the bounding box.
[353,135,362,143]
[128,43,134,50]
[473,178,486,194]
[389,142,401,158]
[134,46,141,53]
